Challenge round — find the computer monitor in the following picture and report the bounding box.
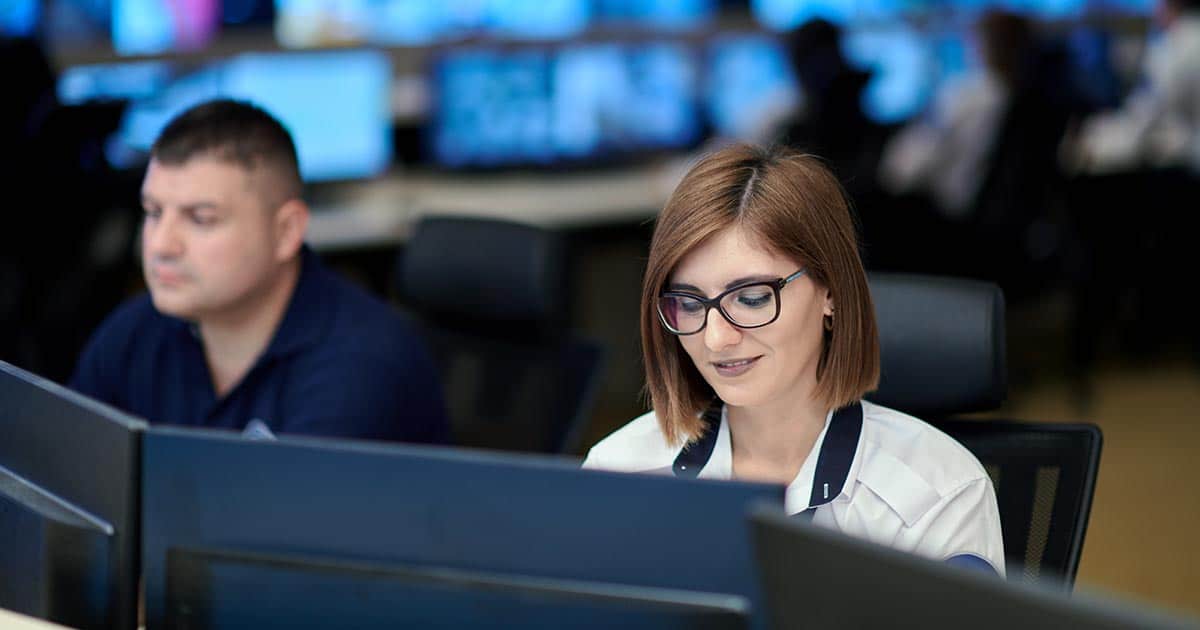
[57,60,175,105]
[0,360,146,630]
[749,505,1199,630]
[111,0,220,55]
[704,34,800,141]
[113,49,393,182]
[165,547,749,629]
[141,427,784,628]
[0,0,38,37]
[429,42,700,167]
[274,0,589,48]
[594,0,718,30]
[841,23,937,124]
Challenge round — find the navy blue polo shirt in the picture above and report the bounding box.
[70,247,449,444]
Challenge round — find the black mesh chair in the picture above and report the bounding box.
[395,216,606,455]
[866,272,1102,589]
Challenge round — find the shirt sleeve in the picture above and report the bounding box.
[912,477,1007,577]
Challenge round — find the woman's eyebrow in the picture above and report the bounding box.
[722,275,776,289]
[665,275,777,294]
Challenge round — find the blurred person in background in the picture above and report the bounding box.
[1061,0,1200,372]
[775,18,888,203]
[872,11,1079,307]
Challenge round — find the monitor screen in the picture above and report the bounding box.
[430,42,700,167]
[141,427,784,629]
[42,0,110,52]
[112,0,220,55]
[842,24,937,124]
[0,360,145,630]
[39,0,225,55]
[704,34,801,140]
[113,49,393,182]
[57,59,175,105]
[274,0,591,48]
[0,0,38,37]
[166,547,750,629]
[751,0,911,28]
[594,0,718,30]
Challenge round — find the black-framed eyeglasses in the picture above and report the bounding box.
[657,268,807,336]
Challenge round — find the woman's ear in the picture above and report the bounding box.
[823,289,835,318]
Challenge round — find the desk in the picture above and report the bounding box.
[305,156,695,252]
[0,608,70,629]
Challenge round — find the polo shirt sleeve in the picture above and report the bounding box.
[912,476,1007,577]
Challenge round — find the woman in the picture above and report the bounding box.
[583,144,1004,575]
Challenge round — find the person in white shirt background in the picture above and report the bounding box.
[584,143,1005,575]
[1067,0,1200,174]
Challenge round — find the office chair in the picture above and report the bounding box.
[395,216,606,456]
[866,272,1102,589]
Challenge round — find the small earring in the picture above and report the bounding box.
[823,313,834,331]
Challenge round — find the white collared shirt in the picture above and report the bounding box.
[582,400,1005,576]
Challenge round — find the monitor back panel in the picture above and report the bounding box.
[750,508,1198,630]
[0,361,145,630]
[142,428,784,628]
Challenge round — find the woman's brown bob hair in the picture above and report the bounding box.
[642,143,880,446]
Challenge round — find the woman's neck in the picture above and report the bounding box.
[726,394,830,486]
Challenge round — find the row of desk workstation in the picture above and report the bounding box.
[303,156,695,252]
[2,359,1196,630]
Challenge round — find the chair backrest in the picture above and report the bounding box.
[931,419,1102,589]
[396,216,606,455]
[867,272,1007,416]
[866,272,1101,589]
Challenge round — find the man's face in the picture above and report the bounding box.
[140,156,284,323]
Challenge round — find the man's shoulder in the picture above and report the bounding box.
[71,293,175,400]
[582,411,680,473]
[308,258,426,353]
[88,293,173,348]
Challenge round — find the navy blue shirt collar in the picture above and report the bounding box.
[672,401,864,514]
[167,246,332,362]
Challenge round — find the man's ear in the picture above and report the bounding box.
[273,198,309,262]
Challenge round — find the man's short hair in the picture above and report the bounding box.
[151,99,303,200]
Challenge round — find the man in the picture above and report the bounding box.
[71,99,449,444]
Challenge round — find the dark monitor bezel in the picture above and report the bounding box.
[0,360,146,630]
[749,504,1198,630]
[165,545,750,629]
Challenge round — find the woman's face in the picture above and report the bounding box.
[668,225,833,412]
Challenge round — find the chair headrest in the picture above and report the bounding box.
[397,216,568,330]
[866,272,1007,415]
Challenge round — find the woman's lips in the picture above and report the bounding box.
[711,356,762,378]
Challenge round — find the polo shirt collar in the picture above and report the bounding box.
[672,401,865,515]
